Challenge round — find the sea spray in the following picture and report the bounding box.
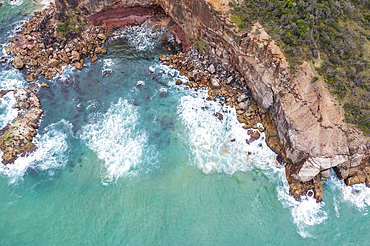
[0,119,72,183]
[79,98,158,183]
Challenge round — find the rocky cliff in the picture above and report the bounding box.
[52,0,370,200]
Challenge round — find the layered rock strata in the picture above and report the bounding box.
[0,87,43,164]
[154,0,370,201]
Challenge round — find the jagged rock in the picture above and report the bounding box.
[12,56,24,69]
[91,54,98,63]
[97,33,107,40]
[208,64,215,74]
[211,78,220,88]
[74,62,83,70]
[41,82,50,88]
[48,58,60,67]
[25,74,35,82]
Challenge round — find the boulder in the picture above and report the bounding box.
[48,58,60,67]
[91,54,98,63]
[41,82,49,88]
[12,56,24,69]
[211,78,220,88]
[97,33,107,40]
[25,74,35,82]
[74,62,83,70]
[71,50,80,62]
[208,64,216,74]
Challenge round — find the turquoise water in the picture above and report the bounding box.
[0,1,370,245]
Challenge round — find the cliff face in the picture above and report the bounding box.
[55,0,370,200]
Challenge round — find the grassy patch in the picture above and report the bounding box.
[230,15,245,31]
[56,10,87,38]
[194,40,208,53]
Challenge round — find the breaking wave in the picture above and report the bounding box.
[79,98,157,183]
[0,119,72,184]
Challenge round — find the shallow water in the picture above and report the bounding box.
[0,1,369,245]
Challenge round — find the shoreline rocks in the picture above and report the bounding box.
[7,4,109,82]
[0,88,43,164]
[7,0,370,202]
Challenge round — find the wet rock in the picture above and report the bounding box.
[74,62,83,70]
[91,54,98,63]
[176,79,182,85]
[26,74,35,82]
[246,129,260,144]
[214,112,223,121]
[12,56,24,69]
[1,57,6,63]
[159,55,169,62]
[41,82,50,88]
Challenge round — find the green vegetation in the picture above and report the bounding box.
[194,39,208,52]
[56,10,86,37]
[230,15,245,31]
[230,0,370,134]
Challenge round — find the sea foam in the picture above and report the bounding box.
[0,120,72,183]
[178,90,277,175]
[79,98,157,183]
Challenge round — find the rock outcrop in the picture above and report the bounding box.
[0,88,43,164]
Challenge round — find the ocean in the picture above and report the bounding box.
[0,1,369,245]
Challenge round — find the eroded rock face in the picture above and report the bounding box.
[0,88,43,164]
[154,0,370,201]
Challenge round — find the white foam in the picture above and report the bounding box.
[327,171,370,210]
[0,119,72,184]
[136,80,145,87]
[276,173,328,238]
[111,21,174,52]
[177,85,328,237]
[177,90,276,175]
[79,98,157,183]
[0,70,27,90]
[0,92,19,129]
[9,0,23,6]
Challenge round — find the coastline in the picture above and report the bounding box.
[3,0,370,202]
